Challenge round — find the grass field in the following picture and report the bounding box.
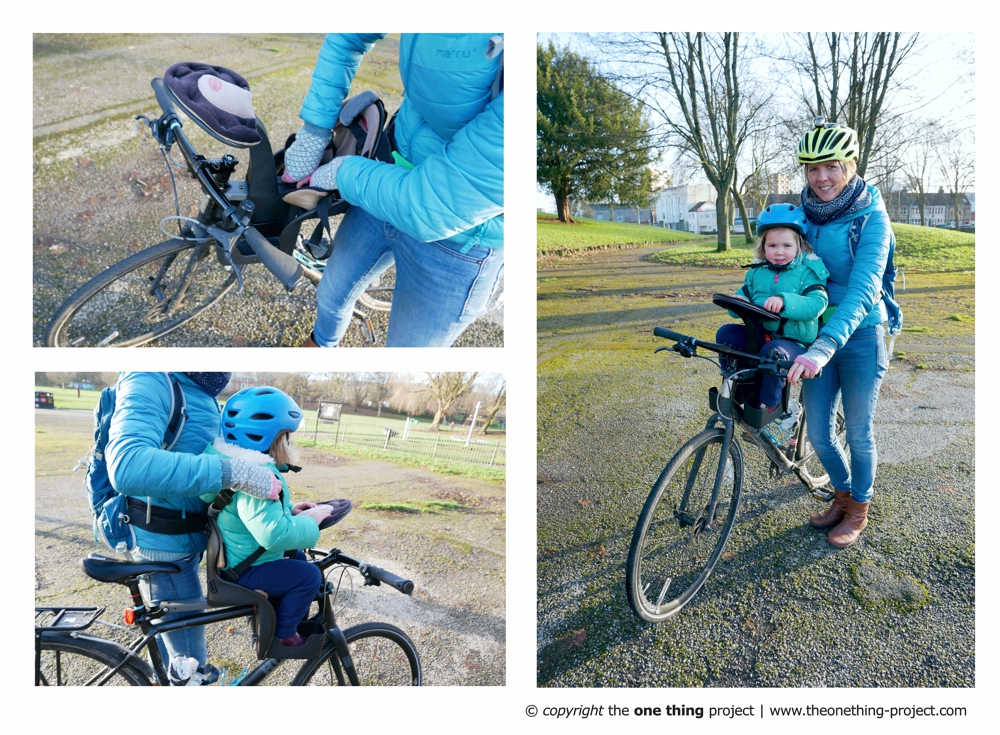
[647,222,974,273]
[537,213,708,256]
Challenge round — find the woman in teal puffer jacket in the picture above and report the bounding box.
[284,34,504,347]
[787,121,894,548]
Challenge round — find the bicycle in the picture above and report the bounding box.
[625,293,847,623]
[44,70,393,348]
[34,544,421,686]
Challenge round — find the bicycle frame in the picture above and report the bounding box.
[37,546,407,686]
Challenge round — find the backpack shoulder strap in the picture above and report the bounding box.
[846,213,872,260]
[486,35,503,101]
[161,372,187,451]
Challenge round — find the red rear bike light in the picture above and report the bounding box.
[123,608,135,625]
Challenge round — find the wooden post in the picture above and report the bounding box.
[489,440,500,466]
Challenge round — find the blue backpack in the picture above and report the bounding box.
[847,213,903,337]
[84,373,193,553]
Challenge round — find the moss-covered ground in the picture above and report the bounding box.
[537,245,974,687]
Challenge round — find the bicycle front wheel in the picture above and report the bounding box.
[45,239,236,347]
[291,622,421,686]
[626,428,743,623]
[36,634,152,686]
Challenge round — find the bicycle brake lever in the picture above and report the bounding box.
[205,223,248,292]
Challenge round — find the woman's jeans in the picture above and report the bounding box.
[313,207,504,347]
[802,325,888,503]
[135,552,207,668]
[715,324,806,407]
[235,551,322,639]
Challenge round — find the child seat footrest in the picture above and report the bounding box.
[262,621,327,660]
[743,403,783,430]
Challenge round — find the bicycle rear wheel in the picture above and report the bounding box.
[45,239,236,347]
[626,428,743,623]
[36,634,152,686]
[291,622,421,686]
[794,403,848,492]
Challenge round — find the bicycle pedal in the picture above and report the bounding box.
[812,488,835,502]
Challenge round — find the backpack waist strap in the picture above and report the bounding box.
[127,498,208,535]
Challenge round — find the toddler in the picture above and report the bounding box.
[715,204,830,415]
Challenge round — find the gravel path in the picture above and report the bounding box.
[537,247,974,688]
[35,409,505,685]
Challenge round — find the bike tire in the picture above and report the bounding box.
[291,622,422,686]
[794,404,848,490]
[45,239,237,347]
[36,633,152,686]
[626,428,743,623]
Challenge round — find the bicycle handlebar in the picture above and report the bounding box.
[653,326,796,373]
[363,564,415,595]
[151,77,176,117]
[308,548,414,595]
[242,226,307,291]
[653,326,688,343]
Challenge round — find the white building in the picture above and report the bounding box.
[685,201,718,233]
[653,184,716,230]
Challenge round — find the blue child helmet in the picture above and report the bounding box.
[222,386,303,453]
[756,203,808,237]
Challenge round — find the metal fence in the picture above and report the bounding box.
[304,417,506,468]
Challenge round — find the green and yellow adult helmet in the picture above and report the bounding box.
[797,117,859,165]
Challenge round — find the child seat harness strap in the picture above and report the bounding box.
[208,487,269,582]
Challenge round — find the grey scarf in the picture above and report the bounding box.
[800,175,871,225]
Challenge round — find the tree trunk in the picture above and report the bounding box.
[555,188,574,223]
[431,409,445,431]
[732,187,753,243]
[714,195,731,252]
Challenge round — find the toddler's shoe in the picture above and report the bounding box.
[280,633,309,648]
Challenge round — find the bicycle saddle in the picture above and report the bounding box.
[80,556,181,584]
[163,62,261,147]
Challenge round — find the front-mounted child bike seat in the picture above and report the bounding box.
[163,62,261,148]
[275,90,393,210]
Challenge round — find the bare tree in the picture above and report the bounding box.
[47,372,73,389]
[478,378,506,435]
[344,373,370,410]
[274,373,310,407]
[899,120,946,227]
[596,33,765,251]
[781,33,921,178]
[938,129,975,228]
[424,372,479,431]
[369,373,392,417]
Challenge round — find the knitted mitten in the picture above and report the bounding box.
[229,458,281,500]
[282,122,332,182]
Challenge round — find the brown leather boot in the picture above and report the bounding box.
[827,498,871,548]
[302,334,320,348]
[809,489,850,529]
